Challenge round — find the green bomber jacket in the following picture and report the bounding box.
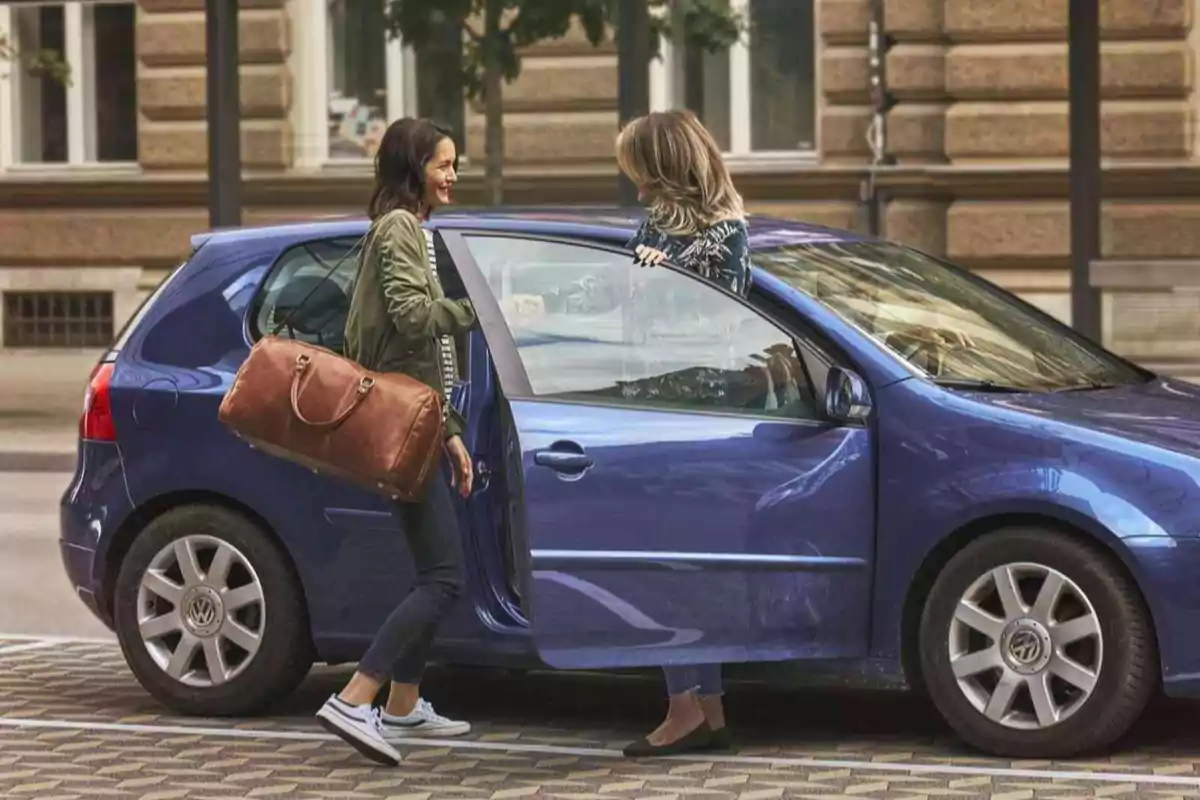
[344,209,477,439]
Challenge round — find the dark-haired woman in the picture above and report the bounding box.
[315,118,476,767]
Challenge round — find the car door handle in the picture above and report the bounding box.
[534,451,594,471]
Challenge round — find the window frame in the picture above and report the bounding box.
[0,0,139,174]
[647,0,819,167]
[291,0,420,170]
[444,229,835,425]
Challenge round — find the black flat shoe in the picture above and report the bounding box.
[622,724,713,758]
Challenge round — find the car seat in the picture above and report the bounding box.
[273,275,351,353]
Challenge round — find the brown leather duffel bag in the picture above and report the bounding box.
[218,336,444,501]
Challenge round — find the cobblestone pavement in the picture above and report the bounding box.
[4,637,1200,799]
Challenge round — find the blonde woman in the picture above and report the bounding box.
[619,109,750,299]
[615,109,748,757]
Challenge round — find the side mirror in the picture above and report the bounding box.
[824,366,872,423]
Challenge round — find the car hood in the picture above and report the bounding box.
[977,377,1200,460]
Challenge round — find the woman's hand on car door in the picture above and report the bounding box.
[634,245,668,267]
[444,435,474,498]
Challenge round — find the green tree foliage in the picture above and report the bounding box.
[1,29,72,85]
[386,0,742,204]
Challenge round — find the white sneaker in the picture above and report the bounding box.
[316,695,402,766]
[381,698,471,740]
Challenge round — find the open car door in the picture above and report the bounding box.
[442,230,877,670]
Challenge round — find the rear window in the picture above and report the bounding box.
[250,237,362,354]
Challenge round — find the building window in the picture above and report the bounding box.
[650,0,816,160]
[0,1,138,169]
[326,0,388,159]
[3,291,115,348]
[292,0,465,167]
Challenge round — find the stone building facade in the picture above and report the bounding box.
[1,0,1199,417]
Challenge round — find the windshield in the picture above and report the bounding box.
[753,240,1146,391]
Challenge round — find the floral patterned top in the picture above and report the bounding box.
[627,216,752,297]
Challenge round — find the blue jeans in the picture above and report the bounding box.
[663,664,723,696]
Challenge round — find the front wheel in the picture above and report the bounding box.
[113,504,314,716]
[919,528,1157,758]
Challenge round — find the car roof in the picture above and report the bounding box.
[188,206,865,252]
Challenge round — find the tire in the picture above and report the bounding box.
[113,504,314,716]
[918,527,1157,758]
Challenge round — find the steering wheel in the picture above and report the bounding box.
[883,327,974,378]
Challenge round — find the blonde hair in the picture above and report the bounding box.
[615,109,745,236]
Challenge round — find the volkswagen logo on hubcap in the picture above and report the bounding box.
[1008,629,1042,664]
[1001,618,1052,675]
[181,586,224,637]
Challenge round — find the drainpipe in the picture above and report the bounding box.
[860,0,894,238]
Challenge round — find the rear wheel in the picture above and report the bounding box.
[919,528,1156,758]
[113,504,313,716]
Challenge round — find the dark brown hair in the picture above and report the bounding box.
[368,117,458,220]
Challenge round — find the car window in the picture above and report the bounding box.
[755,240,1146,391]
[463,235,818,420]
[252,237,361,353]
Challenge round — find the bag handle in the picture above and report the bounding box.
[289,353,375,428]
[271,232,370,338]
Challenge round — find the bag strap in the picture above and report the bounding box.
[270,230,371,337]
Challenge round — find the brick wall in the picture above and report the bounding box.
[136,0,294,171]
[462,20,619,166]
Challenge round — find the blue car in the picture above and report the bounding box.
[61,209,1200,758]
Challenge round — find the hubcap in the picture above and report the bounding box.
[1000,618,1052,675]
[181,586,224,637]
[948,562,1103,730]
[136,535,266,688]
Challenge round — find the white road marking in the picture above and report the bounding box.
[0,633,115,644]
[0,716,1196,787]
[0,640,60,656]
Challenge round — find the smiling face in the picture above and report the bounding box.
[424,137,458,212]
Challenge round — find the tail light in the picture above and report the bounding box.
[81,363,116,442]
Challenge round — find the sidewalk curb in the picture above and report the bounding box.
[0,451,76,473]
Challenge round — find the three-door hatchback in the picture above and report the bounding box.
[62,209,1200,758]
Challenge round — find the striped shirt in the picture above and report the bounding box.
[423,227,459,410]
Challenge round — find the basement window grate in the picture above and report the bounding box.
[3,291,115,348]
